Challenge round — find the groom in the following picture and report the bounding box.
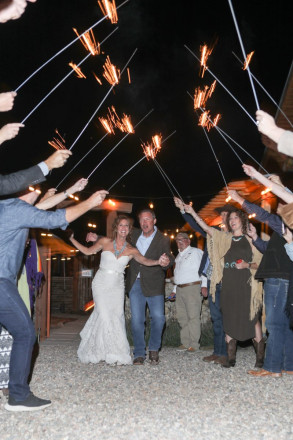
[125,208,174,365]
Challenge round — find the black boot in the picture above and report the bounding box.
[222,339,237,368]
[252,338,266,368]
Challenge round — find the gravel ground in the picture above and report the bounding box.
[1,318,293,440]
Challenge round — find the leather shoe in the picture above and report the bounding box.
[214,355,228,365]
[203,354,219,363]
[247,368,282,378]
[149,351,159,365]
[133,357,144,365]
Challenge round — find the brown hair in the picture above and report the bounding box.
[226,210,249,235]
[137,208,156,219]
[111,215,133,242]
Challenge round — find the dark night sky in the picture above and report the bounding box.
[0,0,292,234]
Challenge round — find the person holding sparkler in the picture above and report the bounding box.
[181,203,263,369]
[0,186,108,411]
[256,110,293,157]
[69,215,169,366]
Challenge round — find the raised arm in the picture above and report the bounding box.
[36,178,88,210]
[130,248,169,267]
[183,204,214,237]
[69,234,105,256]
[174,196,206,237]
[242,164,293,204]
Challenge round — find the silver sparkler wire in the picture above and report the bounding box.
[184,44,256,125]
[15,0,129,92]
[87,108,154,179]
[187,91,269,174]
[153,159,183,201]
[232,51,293,128]
[56,133,109,189]
[69,48,138,150]
[227,0,260,110]
[107,130,176,191]
[21,28,118,124]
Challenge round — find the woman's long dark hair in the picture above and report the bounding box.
[226,209,249,235]
[111,215,133,243]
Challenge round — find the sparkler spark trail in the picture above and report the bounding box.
[87,108,154,179]
[141,134,162,160]
[73,28,100,56]
[107,130,176,191]
[198,110,221,131]
[98,0,118,24]
[69,48,137,151]
[68,62,86,78]
[185,44,256,125]
[232,52,293,128]
[199,38,218,78]
[227,0,260,110]
[99,107,134,135]
[99,116,115,134]
[93,72,103,85]
[103,56,120,85]
[48,129,66,150]
[127,67,131,83]
[21,28,118,124]
[243,51,254,70]
[14,0,129,92]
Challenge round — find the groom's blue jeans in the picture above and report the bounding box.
[0,278,36,401]
[129,279,165,358]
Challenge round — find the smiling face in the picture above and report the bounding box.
[117,219,130,239]
[228,212,243,234]
[139,211,156,237]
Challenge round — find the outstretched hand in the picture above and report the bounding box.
[242,164,257,178]
[0,123,24,145]
[0,92,17,112]
[68,178,88,194]
[247,223,258,241]
[174,196,184,210]
[86,232,98,243]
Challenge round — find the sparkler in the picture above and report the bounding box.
[73,28,100,56]
[141,133,162,160]
[87,107,153,179]
[56,133,108,189]
[232,52,293,128]
[14,0,129,92]
[199,39,217,78]
[48,129,66,150]
[99,116,115,134]
[185,44,256,125]
[127,67,131,84]
[69,48,137,151]
[68,62,86,79]
[107,130,176,191]
[98,0,118,24]
[21,28,118,124]
[227,0,260,110]
[103,56,120,85]
[198,110,221,132]
[243,51,254,71]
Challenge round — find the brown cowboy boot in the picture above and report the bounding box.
[222,339,237,368]
[252,338,266,368]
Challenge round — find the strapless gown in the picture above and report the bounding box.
[77,251,131,365]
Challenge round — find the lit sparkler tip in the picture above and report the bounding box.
[98,0,118,24]
[72,28,100,56]
[243,51,255,71]
[99,116,115,134]
[102,56,120,85]
[93,72,102,85]
[69,62,86,79]
[127,67,131,84]
[48,128,66,150]
[198,37,218,78]
[141,133,162,160]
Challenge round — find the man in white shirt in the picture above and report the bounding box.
[172,232,207,352]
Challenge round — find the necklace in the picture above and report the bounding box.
[232,235,244,242]
[113,239,127,258]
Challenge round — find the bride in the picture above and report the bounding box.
[69,214,169,365]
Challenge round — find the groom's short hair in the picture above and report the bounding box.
[137,208,156,219]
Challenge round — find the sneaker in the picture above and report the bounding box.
[5,393,52,412]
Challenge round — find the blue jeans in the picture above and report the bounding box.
[208,281,227,356]
[129,279,165,358]
[0,278,36,401]
[263,278,293,373]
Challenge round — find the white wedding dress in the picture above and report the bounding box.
[77,251,132,365]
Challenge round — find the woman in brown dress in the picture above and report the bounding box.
[182,204,264,368]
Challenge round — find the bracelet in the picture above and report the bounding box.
[64,190,69,198]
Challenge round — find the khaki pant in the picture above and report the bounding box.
[176,284,202,349]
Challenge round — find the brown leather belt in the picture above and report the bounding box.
[177,281,201,288]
